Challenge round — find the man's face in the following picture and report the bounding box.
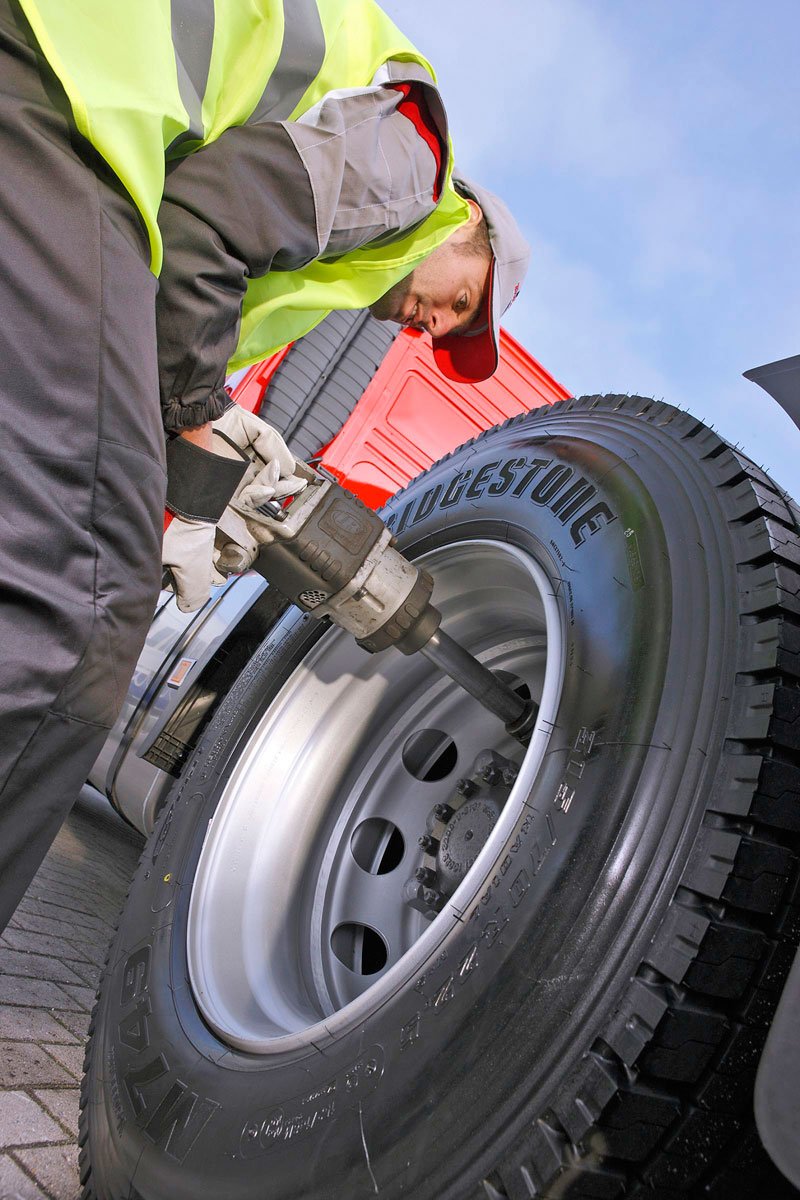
[369,201,490,339]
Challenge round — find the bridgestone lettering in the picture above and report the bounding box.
[385,454,617,546]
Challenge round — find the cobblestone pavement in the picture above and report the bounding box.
[0,787,143,1200]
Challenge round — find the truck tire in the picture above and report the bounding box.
[80,396,800,1200]
[259,309,399,463]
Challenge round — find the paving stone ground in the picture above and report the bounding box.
[0,787,143,1200]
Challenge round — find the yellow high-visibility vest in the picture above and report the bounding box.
[19,0,469,368]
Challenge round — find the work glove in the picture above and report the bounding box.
[162,405,305,612]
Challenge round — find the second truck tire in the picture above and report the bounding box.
[258,308,399,462]
[80,396,800,1200]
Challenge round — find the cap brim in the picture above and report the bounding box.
[432,260,498,384]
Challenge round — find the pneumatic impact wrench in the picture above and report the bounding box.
[217,461,538,744]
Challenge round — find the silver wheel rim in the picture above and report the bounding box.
[187,539,566,1053]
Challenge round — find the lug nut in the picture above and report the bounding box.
[481,763,501,785]
[415,866,435,885]
[433,803,454,823]
[456,778,476,797]
[404,876,444,919]
[403,879,425,909]
[418,834,440,854]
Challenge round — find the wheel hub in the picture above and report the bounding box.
[439,797,503,883]
[404,750,519,917]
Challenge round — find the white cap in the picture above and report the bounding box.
[433,176,530,383]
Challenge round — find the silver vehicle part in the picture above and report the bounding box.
[89,574,269,834]
[744,353,800,430]
[755,942,800,1189]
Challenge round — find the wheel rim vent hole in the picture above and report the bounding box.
[331,923,387,976]
[350,818,405,875]
[401,728,457,782]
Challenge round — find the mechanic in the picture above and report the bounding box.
[0,0,529,932]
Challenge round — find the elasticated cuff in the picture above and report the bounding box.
[161,385,230,433]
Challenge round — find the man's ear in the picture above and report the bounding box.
[464,198,483,226]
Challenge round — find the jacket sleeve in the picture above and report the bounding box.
[156,123,319,432]
[282,67,447,261]
[156,69,447,432]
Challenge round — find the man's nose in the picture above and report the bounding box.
[425,307,459,337]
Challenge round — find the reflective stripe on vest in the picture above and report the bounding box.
[170,0,215,150]
[249,0,326,125]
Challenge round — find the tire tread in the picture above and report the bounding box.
[478,396,800,1200]
[258,309,399,462]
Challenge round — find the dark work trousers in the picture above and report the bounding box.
[0,0,166,931]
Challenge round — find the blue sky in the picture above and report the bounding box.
[380,0,799,494]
